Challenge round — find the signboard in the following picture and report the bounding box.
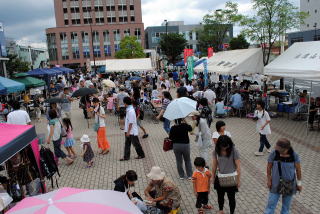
[187,56,194,81]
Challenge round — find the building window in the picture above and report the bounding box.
[118,5,127,10]
[46,33,58,61]
[103,30,111,56]
[84,18,93,24]
[135,28,141,40]
[95,6,104,11]
[106,6,115,11]
[124,29,130,37]
[64,20,69,25]
[104,45,112,56]
[70,7,80,13]
[71,32,80,59]
[81,31,90,58]
[114,44,120,52]
[92,31,100,57]
[315,9,318,13]
[63,8,68,13]
[113,29,121,41]
[96,18,104,24]
[107,17,116,23]
[119,17,128,23]
[82,7,92,12]
[60,32,69,60]
[130,16,135,22]
[72,19,81,25]
[130,5,134,10]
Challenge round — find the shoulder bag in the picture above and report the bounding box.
[276,161,294,196]
[216,151,238,187]
[163,138,173,152]
[93,107,100,132]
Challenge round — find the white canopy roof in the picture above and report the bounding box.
[264,41,320,81]
[91,58,153,72]
[194,48,263,76]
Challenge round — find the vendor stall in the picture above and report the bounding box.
[12,76,45,89]
[0,77,25,95]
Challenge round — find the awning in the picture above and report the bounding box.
[0,124,37,164]
[194,48,263,76]
[12,76,46,89]
[27,68,62,77]
[0,76,25,94]
[264,41,320,81]
[92,58,153,72]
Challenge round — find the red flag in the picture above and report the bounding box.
[184,49,193,63]
[208,47,214,58]
[223,43,230,49]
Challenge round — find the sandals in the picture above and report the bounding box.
[203,205,213,210]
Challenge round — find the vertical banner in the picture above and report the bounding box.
[208,47,214,58]
[203,59,208,87]
[184,49,193,64]
[187,56,194,81]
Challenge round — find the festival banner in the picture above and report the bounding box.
[184,49,193,64]
[203,59,208,87]
[187,56,194,81]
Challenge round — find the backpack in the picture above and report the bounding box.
[40,147,60,188]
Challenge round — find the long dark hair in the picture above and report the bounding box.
[215,135,234,157]
[62,118,73,132]
[163,91,172,101]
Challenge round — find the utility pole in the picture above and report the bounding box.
[88,8,96,74]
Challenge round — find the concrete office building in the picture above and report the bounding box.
[46,0,145,68]
[145,21,233,54]
[287,0,320,46]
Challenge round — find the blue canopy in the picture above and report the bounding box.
[174,60,185,67]
[194,58,207,68]
[27,68,62,77]
[0,76,25,94]
[52,67,75,74]
[0,84,7,95]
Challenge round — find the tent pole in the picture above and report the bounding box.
[306,81,312,136]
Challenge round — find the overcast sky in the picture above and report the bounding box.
[0,0,299,48]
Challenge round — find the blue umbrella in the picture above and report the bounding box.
[129,76,142,81]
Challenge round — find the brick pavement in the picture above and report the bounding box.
[33,101,320,214]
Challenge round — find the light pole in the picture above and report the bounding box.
[164,19,168,35]
[88,8,96,74]
[314,23,318,41]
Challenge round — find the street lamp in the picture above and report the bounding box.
[314,23,318,41]
[164,19,168,35]
[88,8,96,74]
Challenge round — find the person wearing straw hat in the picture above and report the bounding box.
[144,166,181,214]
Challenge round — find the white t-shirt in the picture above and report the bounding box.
[95,106,106,127]
[254,110,271,135]
[165,80,170,89]
[186,85,194,92]
[204,89,216,105]
[212,131,232,140]
[124,106,139,136]
[7,110,31,125]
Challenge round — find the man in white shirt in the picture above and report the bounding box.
[7,101,31,125]
[120,97,145,161]
[204,87,216,115]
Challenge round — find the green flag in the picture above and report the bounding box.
[187,56,194,81]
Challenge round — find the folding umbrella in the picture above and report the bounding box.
[71,88,98,97]
[163,97,197,121]
[45,98,69,104]
[7,187,143,214]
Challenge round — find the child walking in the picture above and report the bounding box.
[107,93,114,113]
[80,134,94,168]
[62,118,76,158]
[192,157,212,214]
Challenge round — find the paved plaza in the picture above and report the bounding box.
[33,101,320,214]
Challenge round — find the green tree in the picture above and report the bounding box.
[240,0,308,65]
[159,33,187,64]
[229,34,250,50]
[197,1,242,54]
[5,54,30,77]
[115,36,145,59]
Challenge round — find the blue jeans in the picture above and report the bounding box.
[163,118,171,134]
[259,134,271,152]
[265,193,293,214]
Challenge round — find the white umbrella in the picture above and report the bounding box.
[163,97,197,121]
[102,79,116,88]
[7,188,142,214]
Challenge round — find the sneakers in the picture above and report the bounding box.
[142,134,149,139]
[179,177,184,180]
[254,152,264,156]
[267,148,272,153]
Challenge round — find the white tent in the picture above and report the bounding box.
[264,41,320,81]
[194,48,263,76]
[91,58,153,72]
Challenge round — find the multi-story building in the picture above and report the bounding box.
[0,22,8,77]
[6,39,49,69]
[145,21,233,55]
[46,0,144,68]
[287,0,320,46]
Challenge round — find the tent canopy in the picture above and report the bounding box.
[13,76,46,89]
[52,67,75,74]
[0,124,37,164]
[92,58,153,72]
[0,76,25,94]
[27,68,62,77]
[13,73,29,78]
[0,84,6,95]
[194,48,263,76]
[264,41,320,81]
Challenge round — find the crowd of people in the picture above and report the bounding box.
[1,69,305,214]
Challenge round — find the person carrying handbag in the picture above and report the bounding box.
[264,138,302,214]
[212,135,241,214]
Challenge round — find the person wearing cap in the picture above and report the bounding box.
[264,138,302,214]
[144,166,181,214]
[190,111,212,166]
[80,134,94,168]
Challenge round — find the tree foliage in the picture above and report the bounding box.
[197,1,242,53]
[159,33,187,64]
[115,36,145,59]
[240,0,308,65]
[229,34,250,50]
[5,54,30,77]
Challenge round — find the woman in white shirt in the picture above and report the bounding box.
[254,100,271,156]
[212,121,232,145]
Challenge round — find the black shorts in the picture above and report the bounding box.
[119,107,126,119]
[196,192,209,208]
